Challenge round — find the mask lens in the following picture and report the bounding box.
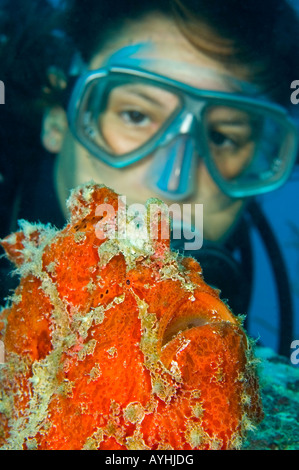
[81,78,181,157]
[204,104,293,195]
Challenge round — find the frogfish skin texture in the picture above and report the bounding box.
[0,183,263,450]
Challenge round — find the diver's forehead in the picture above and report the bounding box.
[88,14,254,94]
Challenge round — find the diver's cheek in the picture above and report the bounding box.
[194,159,246,241]
[196,160,233,211]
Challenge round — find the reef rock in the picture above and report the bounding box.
[244,347,299,450]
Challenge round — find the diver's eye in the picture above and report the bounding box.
[119,110,151,127]
[208,129,236,149]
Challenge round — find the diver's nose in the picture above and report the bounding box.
[145,113,201,201]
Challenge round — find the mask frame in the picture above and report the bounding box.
[68,65,299,198]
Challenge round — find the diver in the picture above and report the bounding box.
[0,0,299,356]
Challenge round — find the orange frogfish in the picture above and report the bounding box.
[0,183,263,450]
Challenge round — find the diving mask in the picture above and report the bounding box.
[67,65,298,199]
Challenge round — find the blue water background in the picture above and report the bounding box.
[249,176,299,352]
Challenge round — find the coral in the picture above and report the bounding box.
[244,347,299,450]
[0,183,263,450]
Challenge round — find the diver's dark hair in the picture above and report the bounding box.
[65,0,299,109]
[173,0,299,109]
[64,0,173,63]
[0,0,73,125]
